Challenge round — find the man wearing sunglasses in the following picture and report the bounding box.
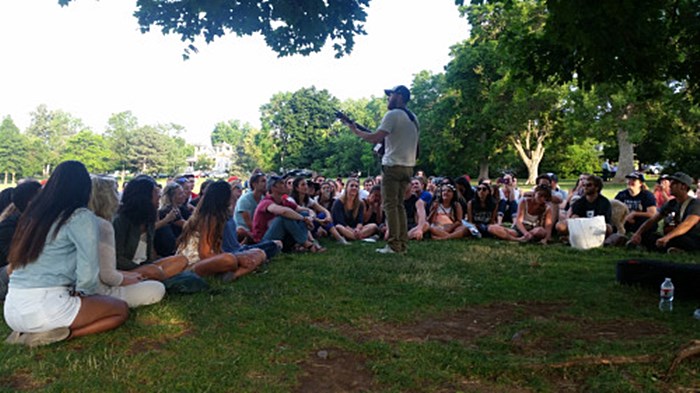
[628,172,700,253]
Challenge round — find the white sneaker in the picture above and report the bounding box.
[6,327,71,347]
[375,245,396,254]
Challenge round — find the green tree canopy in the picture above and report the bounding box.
[26,105,86,175]
[0,116,31,181]
[61,130,115,174]
[260,87,339,172]
[59,0,370,59]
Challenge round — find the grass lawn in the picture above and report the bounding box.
[1,238,698,392]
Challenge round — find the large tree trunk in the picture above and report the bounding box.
[511,120,547,185]
[613,131,636,183]
[478,157,489,181]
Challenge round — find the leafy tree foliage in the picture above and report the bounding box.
[211,120,261,173]
[104,112,192,176]
[457,0,700,92]
[260,87,339,172]
[0,116,31,182]
[59,0,370,59]
[61,130,115,174]
[26,105,85,175]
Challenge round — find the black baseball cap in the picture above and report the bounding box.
[384,85,411,102]
[266,175,284,192]
[625,172,645,182]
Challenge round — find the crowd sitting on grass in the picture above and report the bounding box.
[0,159,698,347]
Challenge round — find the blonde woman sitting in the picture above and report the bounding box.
[330,178,378,241]
[89,176,166,308]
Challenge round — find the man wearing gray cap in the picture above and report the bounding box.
[341,85,419,254]
[628,172,700,252]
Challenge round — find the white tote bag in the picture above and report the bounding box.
[567,216,606,250]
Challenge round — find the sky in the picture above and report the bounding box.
[0,0,471,145]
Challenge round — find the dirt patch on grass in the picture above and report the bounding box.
[511,317,669,356]
[127,328,193,355]
[570,318,668,342]
[332,301,567,344]
[0,370,47,391]
[295,348,377,393]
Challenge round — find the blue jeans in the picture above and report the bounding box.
[262,216,309,251]
[498,199,518,222]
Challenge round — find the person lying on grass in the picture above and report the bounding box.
[5,161,128,347]
[177,181,265,281]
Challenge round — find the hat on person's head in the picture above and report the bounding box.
[657,174,669,183]
[266,175,284,192]
[625,172,645,182]
[547,172,558,182]
[667,172,693,188]
[227,176,239,183]
[384,85,411,102]
[249,172,265,185]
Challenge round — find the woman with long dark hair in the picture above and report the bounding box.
[113,176,187,281]
[289,177,346,244]
[467,181,500,238]
[0,180,42,301]
[427,184,467,240]
[316,180,336,212]
[89,175,166,308]
[4,161,128,347]
[177,181,264,280]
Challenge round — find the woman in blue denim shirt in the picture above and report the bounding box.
[4,161,128,347]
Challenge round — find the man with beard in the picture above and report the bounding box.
[341,85,419,254]
[556,175,612,238]
[628,172,700,253]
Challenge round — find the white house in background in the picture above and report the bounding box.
[186,142,234,174]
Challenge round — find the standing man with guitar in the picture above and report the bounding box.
[340,85,419,254]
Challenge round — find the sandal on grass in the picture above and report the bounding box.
[304,242,326,253]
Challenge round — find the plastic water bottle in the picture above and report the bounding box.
[659,278,674,312]
[461,219,482,238]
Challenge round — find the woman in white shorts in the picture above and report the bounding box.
[88,175,166,308]
[4,161,128,347]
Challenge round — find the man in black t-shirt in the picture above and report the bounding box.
[614,172,657,233]
[629,172,700,252]
[556,175,612,237]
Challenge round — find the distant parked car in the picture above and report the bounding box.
[644,163,664,175]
